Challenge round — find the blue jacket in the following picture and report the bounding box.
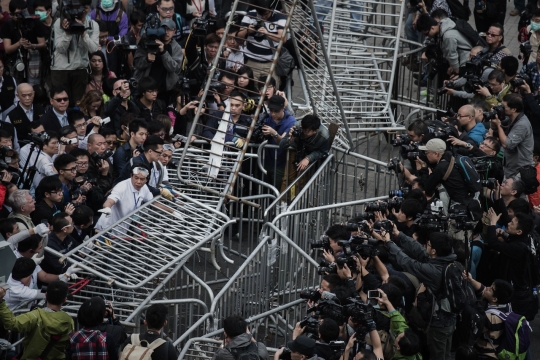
[263,110,296,167]
[466,122,486,146]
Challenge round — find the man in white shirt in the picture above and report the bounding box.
[32,132,60,189]
[18,122,45,170]
[5,257,45,310]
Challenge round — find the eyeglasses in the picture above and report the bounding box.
[49,190,62,195]
[152,149,163,155]
[74,123,86,129]
[53,97,69,103]
[76,161,89,167]
[456,114,471,119]
[480,142,495,151]
[486,32,501,37]
[62,224,73,229]
[106,140,119,145]
[62,167,78,173]
[159,6,174,12]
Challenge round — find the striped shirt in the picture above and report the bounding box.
[241,10,286,62]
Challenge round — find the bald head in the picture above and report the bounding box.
[470,46,484,58]
[17,83,34,108]
[87,134,106,155]
[457,105,476,129]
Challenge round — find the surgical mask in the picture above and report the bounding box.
[101,0,114,8]
[35,10,47,21]
[531,21,540,32]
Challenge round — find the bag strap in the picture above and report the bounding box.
[443,156,455,181]
[146,338,166,350]
[36,334,62,360]
[131,333,141,346]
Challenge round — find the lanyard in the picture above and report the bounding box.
[192,0,203,14]
[133,192,141,207]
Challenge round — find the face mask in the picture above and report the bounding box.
[531,21,540,32]
[35,10,47,21]
[101,0,114,8]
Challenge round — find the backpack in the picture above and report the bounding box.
[119,334,166,360]
[485,309,531,360]
[517,165,539,195]
[451,18,488,48]
[443,155,483,220]
[447,0,471,20]
[459,286,488,346]
[442,261,470,313]
[528,229,540,286]
[226,342,262,360]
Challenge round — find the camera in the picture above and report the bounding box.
[300,289,322,302]
[448,205,476,230]
[299,316,320,337]
[129,78,139,89]
[310,235,331,250]
[387,157,401,173]
[100,117,111,125]
[483,104,505,122]
[343,297,374,324]
[349,236,380,258]
[391,134,411,147]
[253,20,266,41]
[520,40,533,61]
[143,13,165,53]
[0,160,19,185]
[373,220,394,233]
[15,9,38,37]
[415,210,448,231]
[481,178,496,189]
[61,0,86,35]
[60,137,78,145]
[192,11,216,38]
[279,348,292,360]
[111,35,137,51]
[345,221,370,233]
[308,299,347,323]
[91,149,113,167]
[252,118,270,144]
[335,255,357,270]
[431,126,454,141]
[437,80,454,96]
[389,188,409,197]
[292,126,302,138]
[364,202,387,212]
[317,259,337,275]
[509,74,531,88]
[29,131,50,147]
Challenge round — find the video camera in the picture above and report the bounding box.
[458,50,493,93]
[0,160,19,185]
[307,299,347,323]
[520,40,533,63]
[310,235,331,251]
[29,131,50,147]
[61,0,86,35]
[143,13,165,53]
[448,205,476,230]
[391,134,411,147]
[414,210,448,231]
[192,11,216,38]
[348,236,380,259]
[111,35,137,51]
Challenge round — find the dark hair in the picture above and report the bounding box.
[428,232,453,257]
[68,110,85,125]
[387,275,408,296]
[358,349,377,360]
[514,212,534,235]
[407,120,427,137]
[219,71,237,83]
[214,17,226,30]
[490,23,504,37]
[60,125,77,139]
[416,13,438,32]
[53,154,77,172]
[34,0,52,10]
[318,318,339,343]
[499,56,519,77]
[229,90,246,102]
[236,66,258,94]
[492,279,514,304]
[46,280,69,306]
[97,20,108,33]
[72,205,94,227]
[380,283,403,309]
[17,234,43,254]
[43,131,59,146]
[301,114,321,131]
[145,303,168,329]
[204,33,221,46]
[223,315,248,338]
[325,224,349,241]
[78,297,106,327]
[0,130,11,140]
[121,113,137,128]
[52,212,71,232]
[503,93,524,113]
[488,69,505,84]
[506,198,530,214]
[11,257,36,281]
[533,8,540,17]
[403,188,427,208]
[129,118,148,136]
[147,120,165,135]
[143,135,164,152]
[129,9,145,25]
[138,77,158,94]
[36,176,63,198]
[258,75,276,88]
[0,218,17,239]
[30,121,43,130]
[399,199,424,220]
[398,329,421,356]
[70,148,91,160]
[49,85,69,99]
[99,127,117,138]
[410,178,424,191]
[332,285,357,304]
[430,8,448,19]
[470,98,487,112]
[90,51,110,81]
[484,136,501,153]
[9,0,27,13]
[321,274,343,291]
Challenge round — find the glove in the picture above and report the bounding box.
[33,223,49,237]
[98,208,112,216]
[32,254,44,265]
[172,210,183,220]
[60,265,82,282]
[80,238,95,255]
[160,188,174,200]
[234,138,245,148]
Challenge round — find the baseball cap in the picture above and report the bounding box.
[268,95,285,111]
[287,336,315,356]
[160,18,176,30]
[418,138,446,153]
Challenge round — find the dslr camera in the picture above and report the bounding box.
[91,149,113,167]
[414,210,448,231]
[483,104,505,122]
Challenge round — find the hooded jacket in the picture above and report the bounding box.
[212,333,268,360]
[0,301,74,359]
[465,122,486,146]
[279,120,330,164]
[502,113,535,178]
[439,18,473,70]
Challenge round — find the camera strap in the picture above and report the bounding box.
[442,156,455,181]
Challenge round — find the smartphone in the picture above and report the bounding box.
[368,290,381,299]
[66,138,78,145]
[100,117,111,125]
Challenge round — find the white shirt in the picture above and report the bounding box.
[7,249,45,310]
[225,48,245,70]
[96,178,153,236]
[19,142,40,169]
[33,152,58,188]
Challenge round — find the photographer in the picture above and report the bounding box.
[133,18,183,101]
[7,189,35,230]
[274,336,324,360]
[291,318,342,360]
[476,69,510,110]
[389,198,425,237]
[484,176,524,227]
[416,13,472,76]
[2,0,46,84]
[491,94,535,177]
[151,0,190,46]
[518,80,540,143]
[41,212,80,275]
[212,315,268,360]
[90,0,128,41]
[32,176,75,225]
[132,77,167,122]
[50,0,100,103]
[53,154,89,207]
[70,148,108,214]
[445,46,494,100]
[184,32,225,96]
[382,227,457,360]
[499,55,519,85]
[483,24,512,63]
[86,133,113,189]
[31,131,60,189]
[71,205,94,244]
[455,104,486,146]
[279,115,329,192]
[112,118,147,175]
[238,0,286,83]
[104,79,141,135]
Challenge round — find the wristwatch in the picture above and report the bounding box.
[466,143,472,149]
[272,132,279,138]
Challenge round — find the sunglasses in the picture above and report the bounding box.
[54,97,69,103]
